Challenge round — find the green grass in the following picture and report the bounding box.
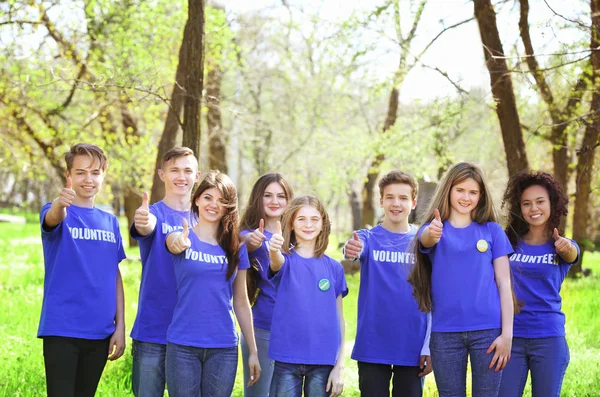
[0,221,599,396]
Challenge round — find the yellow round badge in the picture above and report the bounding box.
[476,239,488,253]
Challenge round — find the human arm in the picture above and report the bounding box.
[342,232,363,260]
[233,269,261,386]
[44,176,75,229]
[241,219,266,253]
[108,269,125,360]
[326,295,345,397]
[553,228,578,264]
[487,255,514,372]
[166,218,191,254]
[268,221,285,272]
[133,192,157,237]
[420,209,443,248]
[419,312,433,376]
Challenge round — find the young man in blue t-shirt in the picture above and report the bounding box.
[343,170,432,397]
[39,143,126,397]
[129,147,199,397]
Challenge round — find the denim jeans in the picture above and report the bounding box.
[241,327,274,397]
[498,336,569,397]
[131,340,167,397]
[166,342,238,397]
[430,329,503,397]
[269,361,333,397]
[357,361,423,397]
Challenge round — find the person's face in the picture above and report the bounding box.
[380,183,416,225]
[159,155,199,197]
[262,182,288,219]
[449,178,481,216]
[292,205,322,243]
[520,185,551,228]
[67,155,105,200]
[195,187,226,224]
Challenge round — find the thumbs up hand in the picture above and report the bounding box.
[344,231,363,260]
[134,192,151,227]
[247,218,266,250]
[553,228,573,255]
[269,221,284,252]
[57,175,76,208]
[429,209,443,240]
[169,218,192,254]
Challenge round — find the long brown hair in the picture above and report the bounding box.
[239,173,294,231]
[191,171,240,280]
[280,195,331,257]
[408,162,498,313]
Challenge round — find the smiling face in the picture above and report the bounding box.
[380,183,416,227]
[263,182,288,219]
[520,184,551,230]
[292,205,323,244]
[67,154,105,201]
[195,187,226,224]
[158,155,199,198]
[449,178,481,216]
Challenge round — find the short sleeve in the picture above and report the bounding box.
[238,243,251,270]
[268,253,290,286]
[333,259,349,298]
[114,218,127,263]
[489,222,513,260]
[40,203,61,235]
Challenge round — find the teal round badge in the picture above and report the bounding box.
[318,278,331,292]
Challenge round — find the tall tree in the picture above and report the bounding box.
[474,0,529,176]
[571,0,600,273]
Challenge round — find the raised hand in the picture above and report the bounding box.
[247,218,266,250]
[553,228,573,255]
[269,221,284,252]
[344,231,363,260]
[169,218,192,254]
[134,192,150,227]
[429,209,443,240]
[57,175,76,208]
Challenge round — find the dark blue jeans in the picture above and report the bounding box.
[269,361,333,397]
[131,340,167,397]
[498,336,569,397]
[166,342,238,397]
[430,329,503,397]
[241,327,274,397]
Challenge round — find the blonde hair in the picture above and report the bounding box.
[280,195,331,257]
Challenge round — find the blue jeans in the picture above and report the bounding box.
[430,329,503,397]
[498,336,569,397]
[131,340,167,397]
[241,327,274,397]
[269,361,333,397]
[166,342,238,397]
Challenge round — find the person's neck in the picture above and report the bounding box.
[192,218,219,245]
[448,211,472,228]
[381,219,411,233]
[162,194,191,212]
[264,217,279,233]
[522,224,548,245]
[294,239,316,258]
[72,196,95,209]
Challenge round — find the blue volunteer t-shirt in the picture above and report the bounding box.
[269,252,348,365]
[167,233,250,348]
[241,229,277,331]
[510,239,579,338]
[130,201,191,344]
[352,225,428,366]
[38,203,126,339]
[420,221,513,332]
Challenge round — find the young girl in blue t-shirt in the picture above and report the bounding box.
[409,162,515,397]
[238,173,294,397]
[165,171,261,397]
[268,195,348,397]
[498,171,579,397]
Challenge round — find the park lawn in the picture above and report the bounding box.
[0,220,598,396]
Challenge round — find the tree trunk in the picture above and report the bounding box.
[360,88,399,227]
[206,60,226,172]
[348,189,361,231]
[474,0,529,176]
[570,0,600,275]
[181,0,206,156]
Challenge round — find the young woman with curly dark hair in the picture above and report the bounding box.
[499,171,579,397]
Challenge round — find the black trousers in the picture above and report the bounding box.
[43,336,110,397]
[358,361,423,397]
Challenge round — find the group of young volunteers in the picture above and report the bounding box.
[38,143,578,397]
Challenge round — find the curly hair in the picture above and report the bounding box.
[501,171,568,247]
